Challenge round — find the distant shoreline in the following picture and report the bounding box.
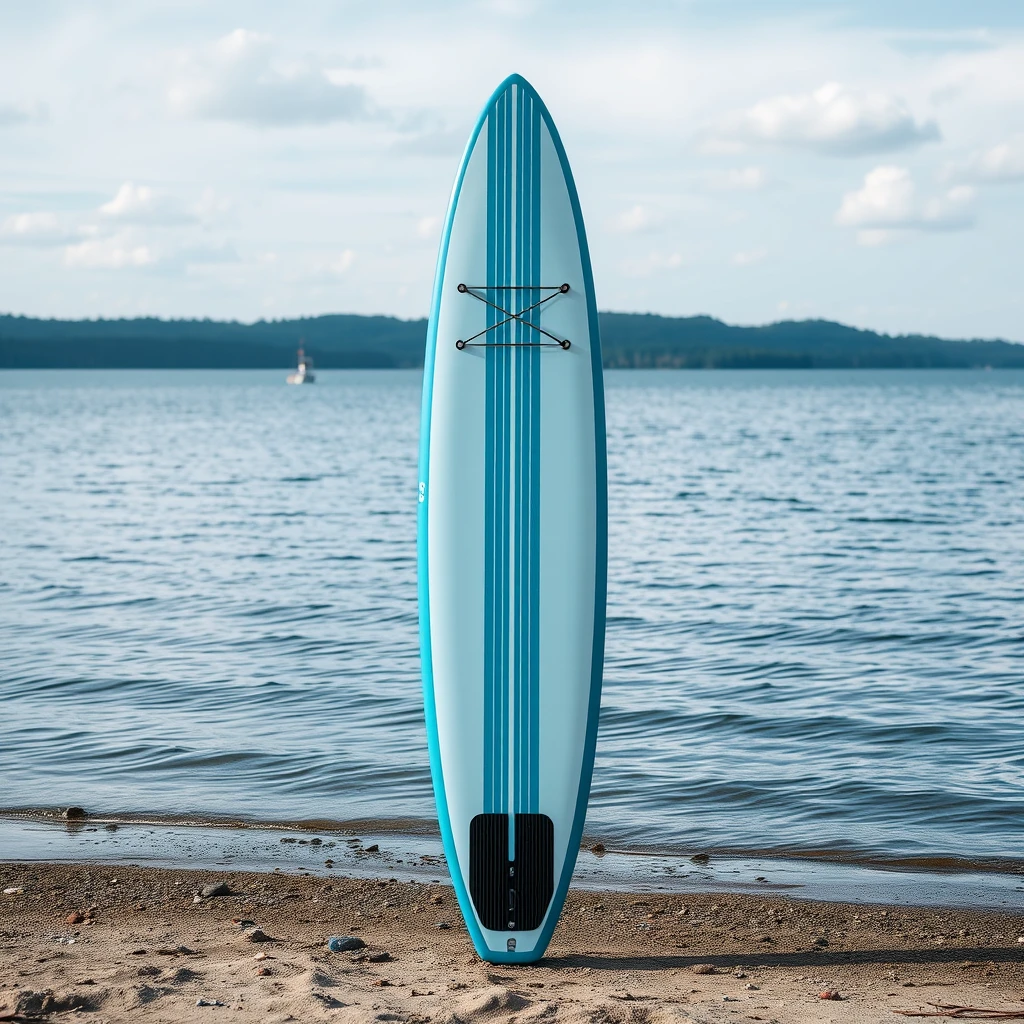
[3,311,1023,370]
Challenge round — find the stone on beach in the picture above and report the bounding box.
[61,807,87,820]
[327,935,365,952]
[200,881,232,898]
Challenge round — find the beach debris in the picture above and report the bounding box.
[820,990,842,1000]
[280,836,297,843]
[364,843,380,853]
[690,852,711,864]
[324,859,334,867]
[256,966,271,976]
[243,929,274,943]
[745,984,759,990]
[1017,937,1024,944]
[692,964,717,975]
[310,837,322,845]
[734,972,747,978]
[436,921,450,930]
[894,1003,1024,1019]
[62,806,87,820]
[374,978,392,987]
[156,945,199,955]
[327,935,365,952]
[65,911,87,925]
[430,894,444,905]
[590,842,607,854]
[366,951,392,963]
[3,887,24,895]
[196,997,227,1007]
[232,918,258,930]
[814,936,830,947]
[104,823,118,831]
[200,881,231,898]
[722,995,737,1002]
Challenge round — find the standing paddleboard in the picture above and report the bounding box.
[418,74,606,964]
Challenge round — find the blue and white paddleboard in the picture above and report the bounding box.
[418,74,606,964]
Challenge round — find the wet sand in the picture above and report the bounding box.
[2,863,1023,1023]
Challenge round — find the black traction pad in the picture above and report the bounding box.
[469,813,554,932]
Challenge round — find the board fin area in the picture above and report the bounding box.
[469,813,554,932]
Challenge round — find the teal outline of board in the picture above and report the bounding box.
[418,72,607,965]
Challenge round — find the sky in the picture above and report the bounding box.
[1,1,1023,340]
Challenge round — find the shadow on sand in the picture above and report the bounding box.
[542,946,1024,971]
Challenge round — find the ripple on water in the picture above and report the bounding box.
[1,368,1023,865]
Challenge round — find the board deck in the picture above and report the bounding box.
[418,74,606,964]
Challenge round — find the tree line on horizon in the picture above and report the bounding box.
[1,311,1022,369]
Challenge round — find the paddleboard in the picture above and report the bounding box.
[418,74,606,964]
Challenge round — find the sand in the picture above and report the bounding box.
[2,863,1023,1023]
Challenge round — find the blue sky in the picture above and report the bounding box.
[1,1,1023,339]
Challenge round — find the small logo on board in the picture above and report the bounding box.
[418,482,426,503]
[506,938,516,952]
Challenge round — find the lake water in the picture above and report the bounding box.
[1,369,1022,870]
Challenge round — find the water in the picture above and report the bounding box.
[1,369,1023,871]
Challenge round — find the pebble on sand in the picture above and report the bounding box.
[819,990,842,1000]
[62,807,87,820]
[200,882,232,898]
[327,936,366,952]
[690,853,710,864]
[692,964,717,975]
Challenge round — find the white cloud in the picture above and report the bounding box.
[100,182,195,224]
[732,248,767,266]
[613,204,663,234]
[0,101,48,126]
[168,29,373,127]
[711,82,940,156]
[0,212,73,246]
[944,137,1024,185]
[620,250,685,278]
[705,166,767,191]
[329,249,356,275]
[64,233,159,270]
[835,166,975,244]
[416,215,441,239]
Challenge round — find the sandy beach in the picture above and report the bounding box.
[2,863,1022,1023]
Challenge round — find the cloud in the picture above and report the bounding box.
[710,83,940,156]
[620,250,685,278]
[0,101,48,127]
[168,29,373,127]
[613,204,663,234]
[64,233,159,270]
[732,248,767,267]
[705,167,767,191]
[416,215,441,239]
[944,138,1024,185]
[331,249,355,275]
[0,212,74,246]
[100,182,195,224]
[835,166,975,244]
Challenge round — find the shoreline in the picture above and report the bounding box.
[2,815,1024,914]
[2,862,1023,1023]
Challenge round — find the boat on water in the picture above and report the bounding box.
[286,348,316,384]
